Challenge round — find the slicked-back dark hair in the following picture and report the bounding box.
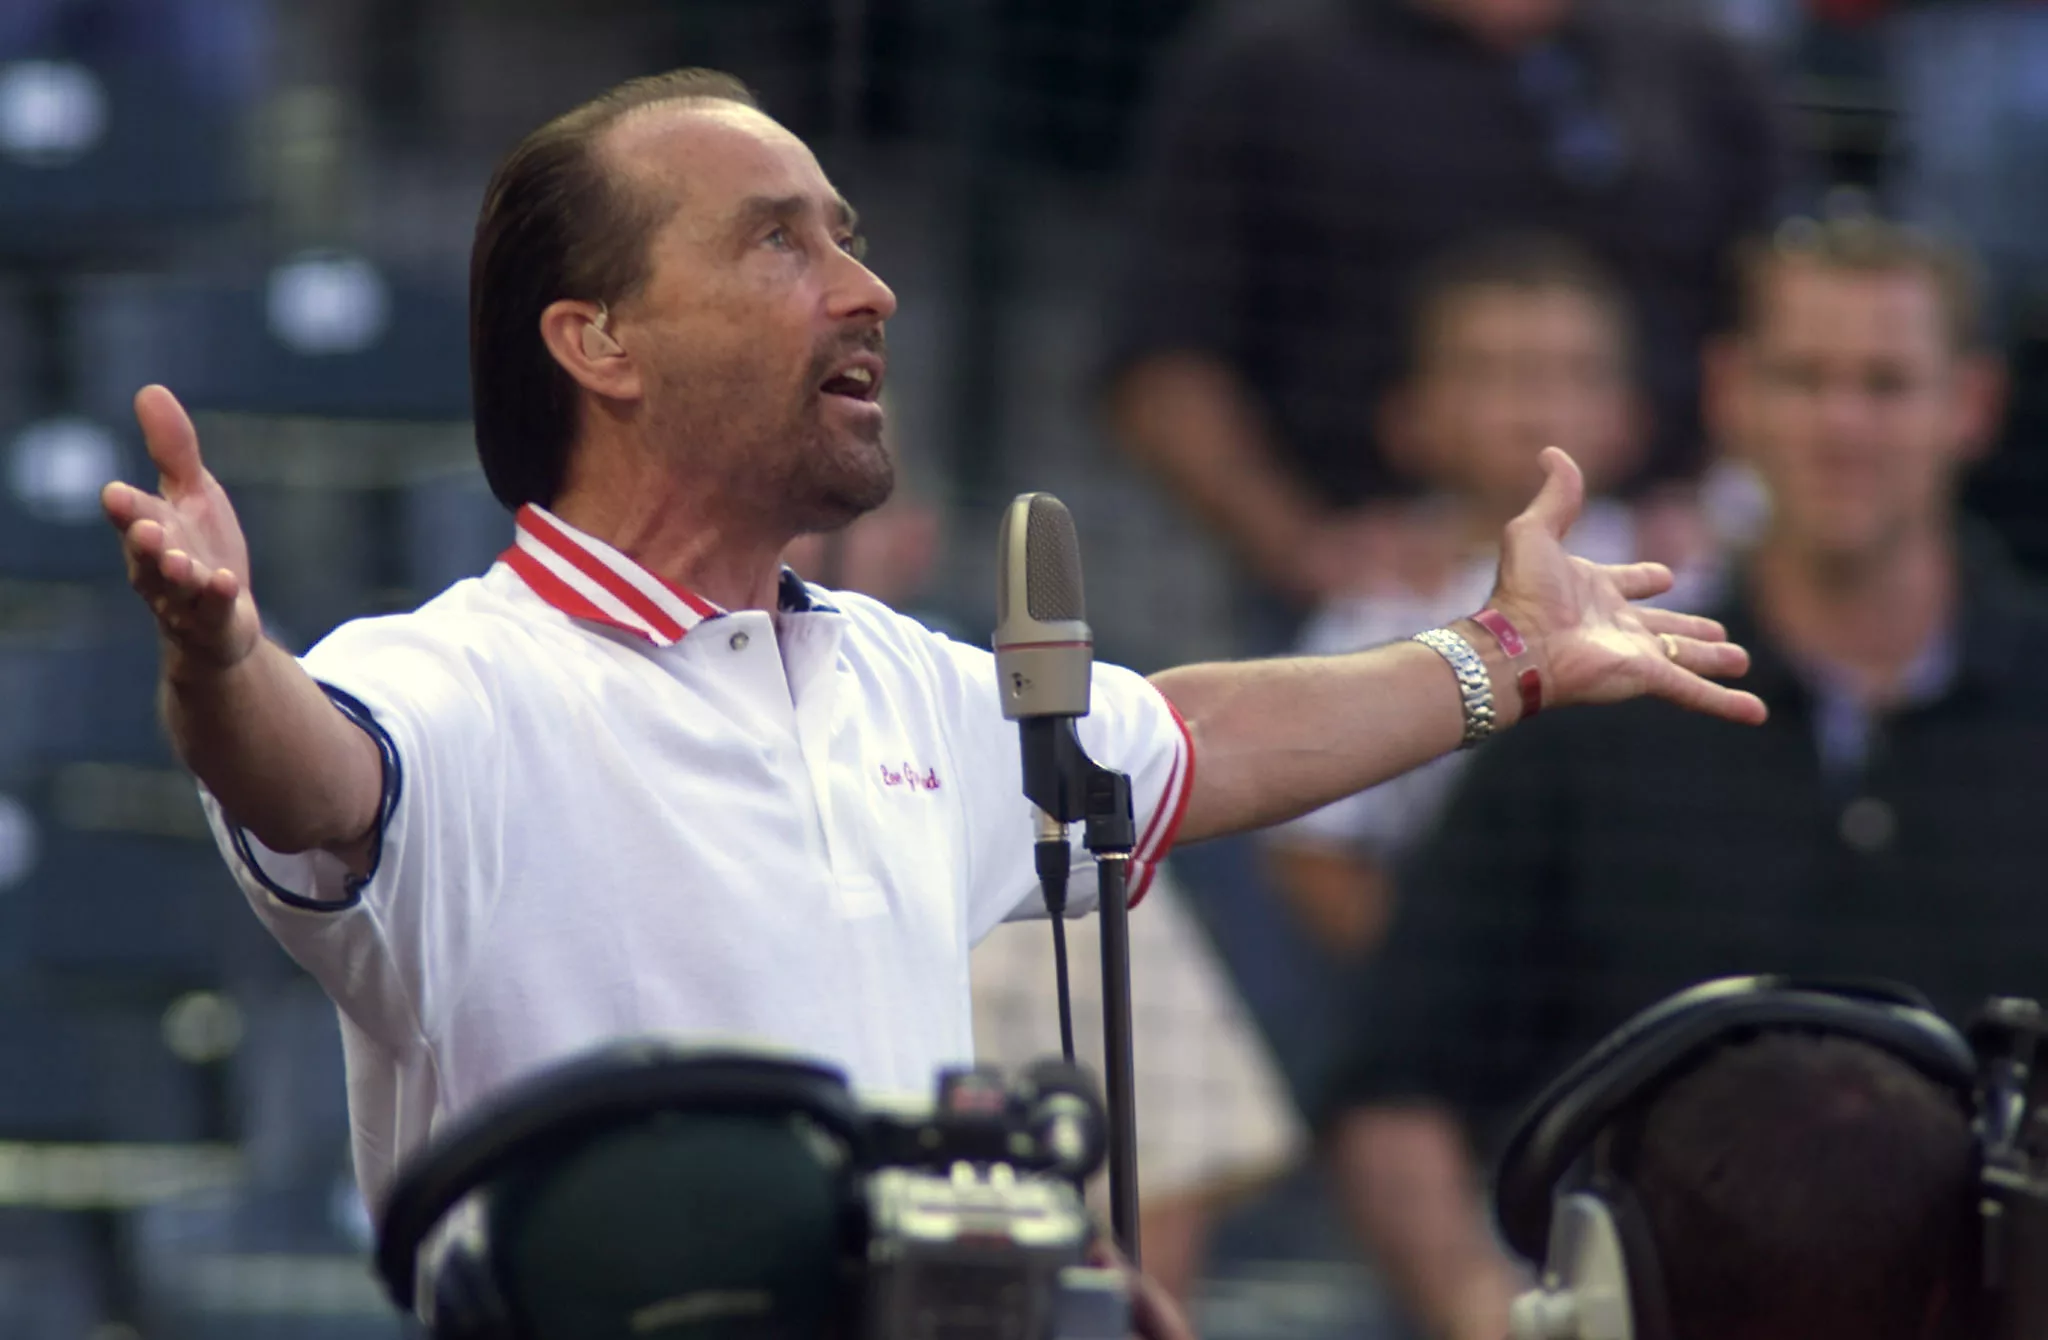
[1619,1031,1977,1340]
[470,68,759,511]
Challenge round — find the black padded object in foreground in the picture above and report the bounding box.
[1491,974,1977,1264]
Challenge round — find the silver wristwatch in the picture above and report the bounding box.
[1412,625,1497,748]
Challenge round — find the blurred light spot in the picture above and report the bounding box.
[0,794,37,890]
[1839,796,1897,854]
[0,61,107,166]
[8,418,122,524]
[1701,458,1771,550]
[267,254,391,355]
[163,991,245,1065]
[330,1173,374,1250]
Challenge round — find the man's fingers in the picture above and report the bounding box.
[133,385,205,495]
[124,516,170,563]
[1651,636,1766,725]
[102,480,157,530]
[1664,635,1750,680]
[205,567,243,603]
[123,523,235,606]
[147,580,241,647]
[1517,446,1585,542]
[1602,560,1674,602]
[1659,664,1769,726]
[1636,609,1729,643]
[160,547,202,590]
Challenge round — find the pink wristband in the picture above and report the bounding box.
[1472,608,1543,720]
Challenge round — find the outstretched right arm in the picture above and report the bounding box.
[104,386,382,878]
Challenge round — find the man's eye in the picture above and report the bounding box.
[764,226,796,251]
[839,233,869,261]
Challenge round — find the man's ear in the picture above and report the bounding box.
[1950,351,2008,465]
[539,299,640,401]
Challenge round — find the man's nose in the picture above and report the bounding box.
[830,252,897,323]
[1815,380,1876,440]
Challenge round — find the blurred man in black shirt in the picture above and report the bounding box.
[1110,0,1786,608]
[1322,215,2028,1340]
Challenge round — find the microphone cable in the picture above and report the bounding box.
[1036,836,1078,1063]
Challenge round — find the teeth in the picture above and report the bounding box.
[842,367,873,388]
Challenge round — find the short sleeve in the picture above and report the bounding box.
[199,615,507,1052]
[916,633,1195,945]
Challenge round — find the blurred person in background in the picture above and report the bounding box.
[1322,214,2033,1340]
[1265,232,1720,955]
[97,66,1760,1222]
[784,433,1307,1310]
[1108,0,1786,621]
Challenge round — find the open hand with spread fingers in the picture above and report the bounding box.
[100,385,261,673]
[1487,447,1768,727]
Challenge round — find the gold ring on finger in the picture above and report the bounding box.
[1659,632,1680,661]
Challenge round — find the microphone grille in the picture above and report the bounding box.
[1024,495,1085,622]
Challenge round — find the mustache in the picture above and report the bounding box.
[806,328,886,381]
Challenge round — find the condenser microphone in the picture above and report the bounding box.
[993,493,1092,722]
[993,493,1095,1062]
[990,492,1144,1262]
[993,493,1095,828]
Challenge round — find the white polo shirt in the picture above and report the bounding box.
[202,504,1194,1205]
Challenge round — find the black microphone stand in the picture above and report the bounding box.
[1021,718,1142,1262]
[1081,762,1139,1265]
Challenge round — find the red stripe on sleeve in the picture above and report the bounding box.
[1128,698,1197,909]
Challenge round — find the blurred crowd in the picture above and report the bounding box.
[4,0,2048,1337]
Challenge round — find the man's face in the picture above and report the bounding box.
[604,102,897,534]
[1402,284,1638,515]
[1718,263,1990,570]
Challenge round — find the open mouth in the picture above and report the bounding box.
[819,358,883,403]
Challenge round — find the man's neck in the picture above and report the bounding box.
[1751,523,1958,706]
[549,441,789,614]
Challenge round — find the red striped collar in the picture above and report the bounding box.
[499,504,724,647]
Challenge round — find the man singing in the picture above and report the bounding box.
[100,69,1760,1208]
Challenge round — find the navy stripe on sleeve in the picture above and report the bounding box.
[226,681,404,914]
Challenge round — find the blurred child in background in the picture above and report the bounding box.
[1264,233,1721,956]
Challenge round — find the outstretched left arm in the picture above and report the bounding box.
[1151,449,1766,845]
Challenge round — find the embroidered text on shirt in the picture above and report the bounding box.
[879,762,942,792]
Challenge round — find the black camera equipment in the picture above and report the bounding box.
[991,491,1142,1261]
[373,1041,1126,1340]
[1492,975,2048,1340]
